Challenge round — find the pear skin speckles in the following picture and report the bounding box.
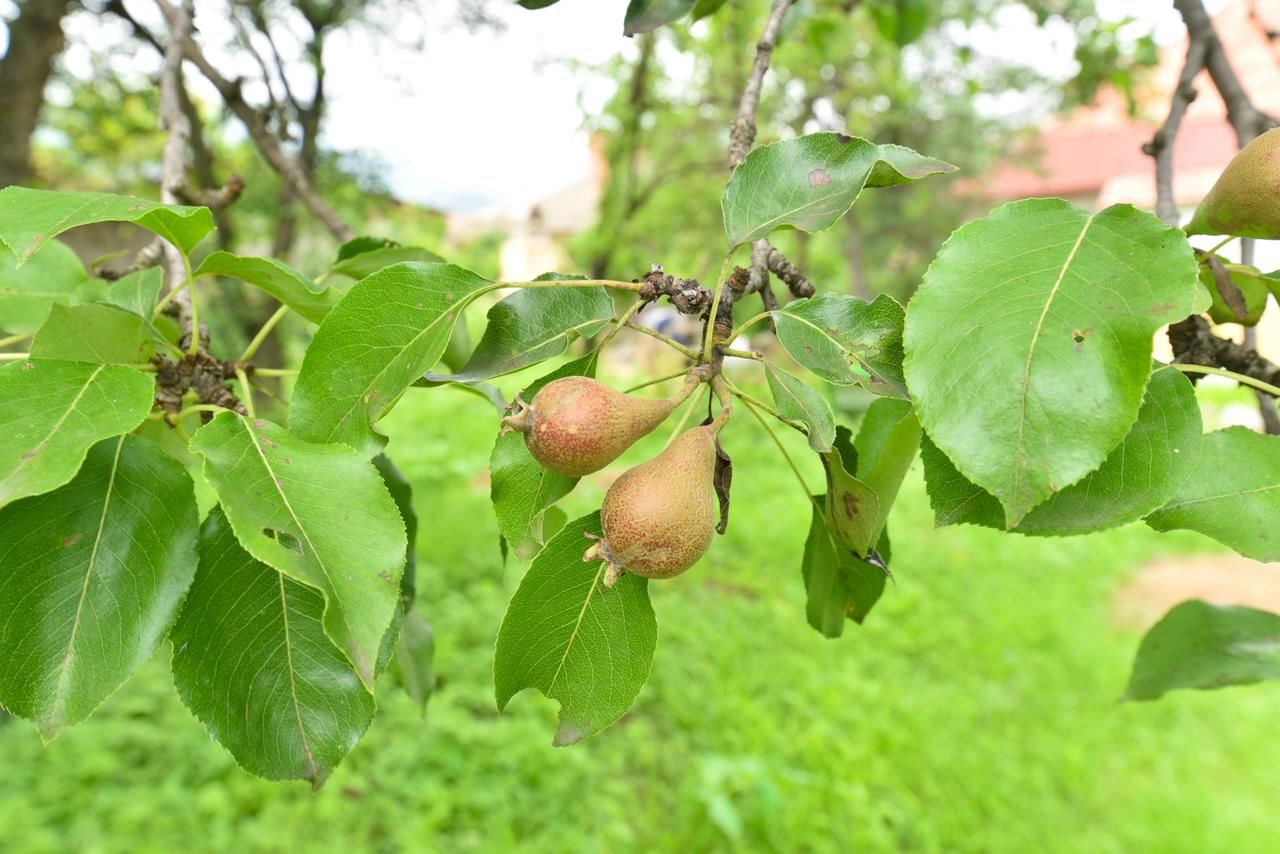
[1187,128,1280,240]
[506,376,693,477]
[594,424,718,584]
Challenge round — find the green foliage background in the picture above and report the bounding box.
[2,1,1263,850]
[2,379,1278,852]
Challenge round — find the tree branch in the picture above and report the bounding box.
[728,0,795,169]
[154,0,354,243]
[1166,0,1280,432]
[762,242,813,298]
[231,10,290,132]
[1170,315,1280,397]
[150,0,246,416]
[157,0,195,342]
[1144,34,1208,225]
[718,0,811,348]
[1174,0,1278,146]
[249,7,304,116]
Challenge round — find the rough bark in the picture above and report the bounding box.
[154,0,354,243]
[0,0,72,187]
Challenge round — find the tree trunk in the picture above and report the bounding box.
[0,0,71,187]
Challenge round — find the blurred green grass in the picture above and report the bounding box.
[2,365,1279,853]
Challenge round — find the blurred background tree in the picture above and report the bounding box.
[8,4,1280,852]
[572,0,1156,302]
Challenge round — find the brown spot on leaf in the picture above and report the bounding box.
[62,533,83,548]
[835,133,854,144]
[841,492,860,519]
[809,168,832,187]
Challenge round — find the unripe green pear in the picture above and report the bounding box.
[503,375,696,477]
[1186,128,1280,239]
[585,423,719,587]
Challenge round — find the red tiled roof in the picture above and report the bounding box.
[986,120,1239,199]
[988,0,1280,204]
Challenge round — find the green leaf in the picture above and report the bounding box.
[722,133,955,248]
[0,434,198,739]
[170,507,373,788]
[623,0,695,35]
[852,398,921,546]
[329,246,445,280]
[517,0,561,9]
[193,252,335,325]
[1256,268,1280,302]
[924,366,1203,535]
[801,494,888,638]
[904,200,1202,526]
[919,435,1003,529]
[773,293,907,398]
[1203,264,1271,326]
[373,454,418,677]
[188,413,407,688]
[387,610,435,714]
[439,313,473,372]
[765,363,836,452]
[31,304,153,364]
[102,267,175,346]
[870,0,931,46]
[1124,600,1280,701]
[1146,426,1280,561]
[494,511,657,746]
[0,360,155,510]
[291,262,492,457]
[335,236,396,261]
[0,187,213,264]
[691,0,728,20]
[427,286,613,384]
[0,239,102,333]
[490,353,598,560]
[103,267,162,319]
[806,404,915,629]
[820,427,881,556]
[171,508,374,788]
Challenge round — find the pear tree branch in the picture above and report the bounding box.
[719,0,811,353]
[1156,0,1280,432]
[153,0,355,243]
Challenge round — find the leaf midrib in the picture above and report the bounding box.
[732,148,947,243]
[1161,481,1280,511]
[736,169,871,242]
[767,366,822,435]
[0,363,106,494]
[48,434,125,729]
[779,312,876,381]
[462,314,607,379]
[276,571,318,781]
[1011,212,1096,512]
[240,418,364,679]
[547,561,605,695]
[321,284,488,440]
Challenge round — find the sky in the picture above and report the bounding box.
[0,0,1233,214]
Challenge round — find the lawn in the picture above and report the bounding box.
[2,362,1278,853]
